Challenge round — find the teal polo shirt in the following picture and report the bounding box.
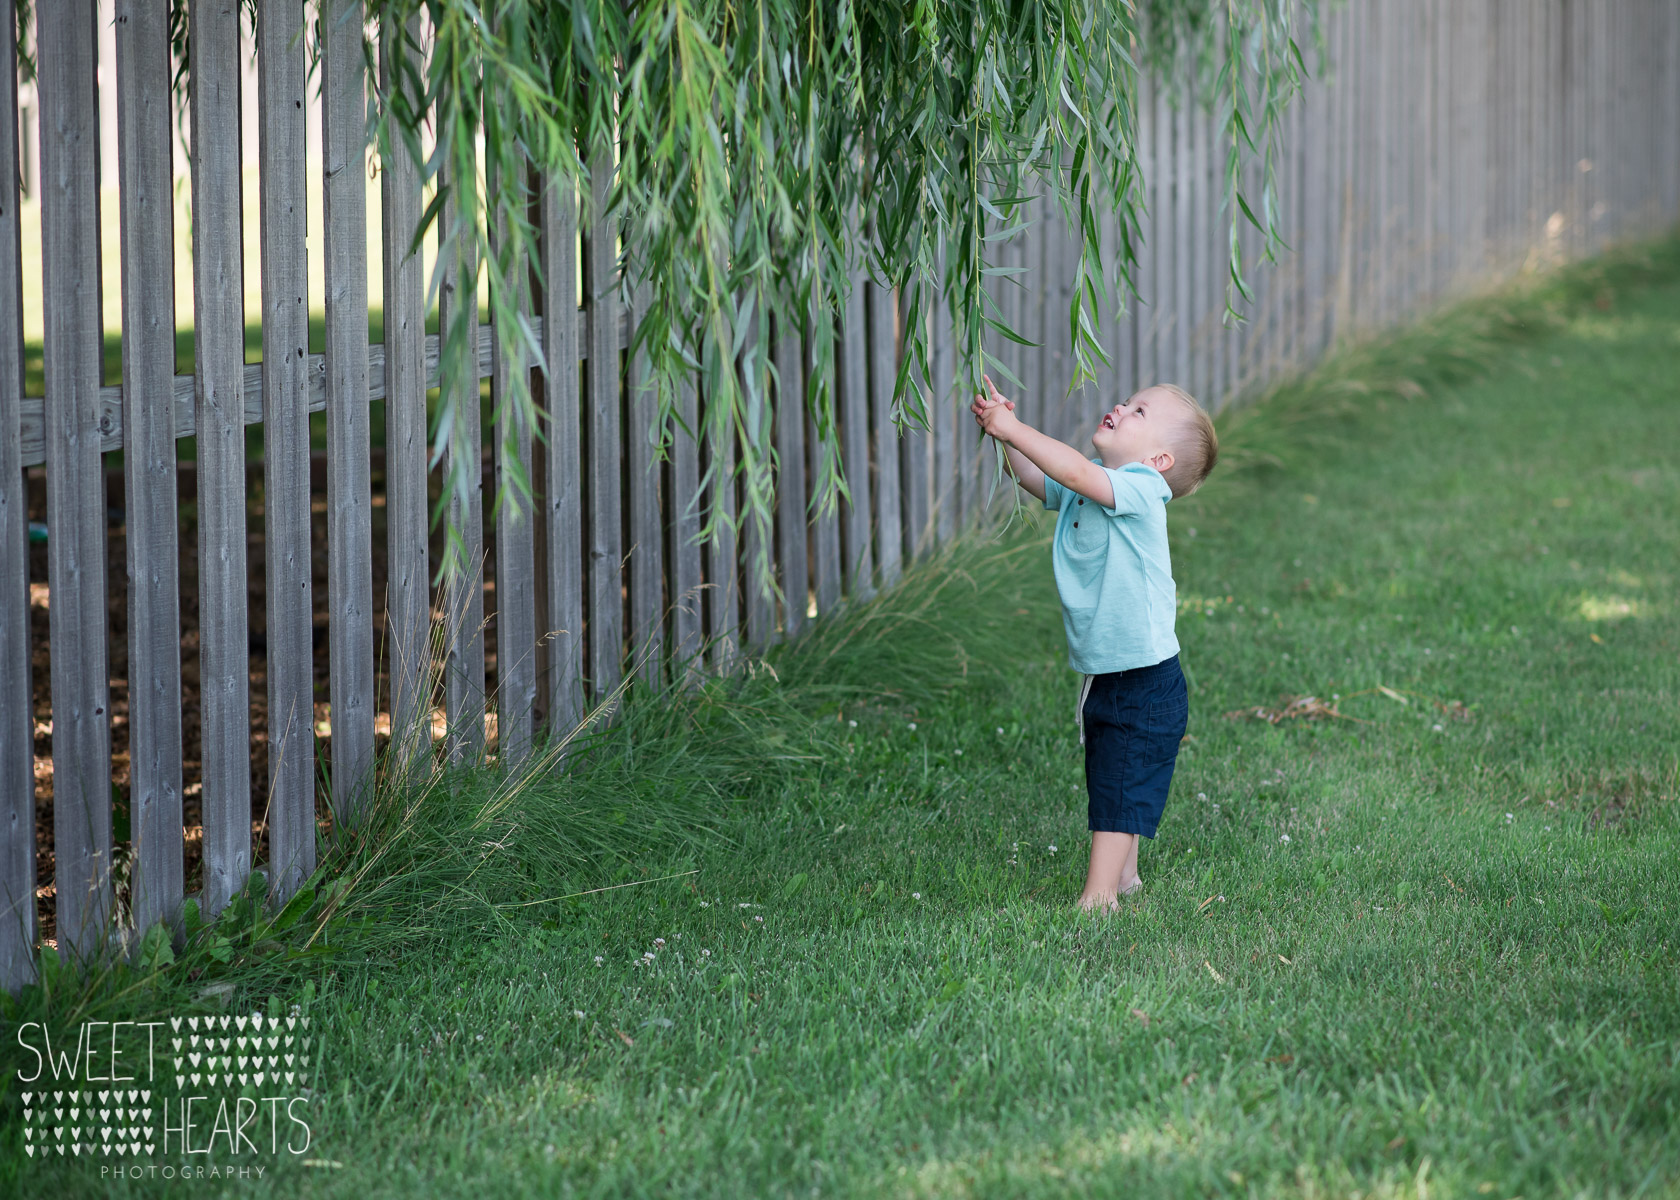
[1041,459,1180,675]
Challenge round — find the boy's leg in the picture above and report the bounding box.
[1078,831,1138,909]
[1118,835,1142,893]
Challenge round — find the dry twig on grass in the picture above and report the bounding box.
[1222,695,1367,725]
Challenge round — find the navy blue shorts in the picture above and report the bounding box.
[1082,654,1188,837]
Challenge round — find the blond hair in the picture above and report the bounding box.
[1153,384,1219,499]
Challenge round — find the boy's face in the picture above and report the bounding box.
[1092,386,1179,474]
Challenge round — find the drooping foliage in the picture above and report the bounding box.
[159,0,1318,600]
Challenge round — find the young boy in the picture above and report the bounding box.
[970,375,1218,913]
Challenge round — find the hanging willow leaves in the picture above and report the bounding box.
[152,0,1317,609]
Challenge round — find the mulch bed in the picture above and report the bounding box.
[26,450,507,947]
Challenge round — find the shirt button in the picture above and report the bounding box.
[1072,521,1078,528]
[1078,498,1084,504]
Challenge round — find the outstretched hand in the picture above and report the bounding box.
[969,374,1019,441]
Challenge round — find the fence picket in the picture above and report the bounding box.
[257,0,315,903]
[0,0,34,991]
[740,299,774,652]
[808,314,843,618]
[115,0,185,945]
[840,255,874,601]
[322,0,376,819]
[627,277,664,683]
[868,269,902,589]
[379,15,430,777]
[774,321,807,637]
[39,0,114,966]
[586,142,624,702]
[492,169,538,765]
[539,175,584,736]
[671,372,705,684]
[703,363,741,673]
[437,149,487,764]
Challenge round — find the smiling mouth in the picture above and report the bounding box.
[1101,414,1115,430]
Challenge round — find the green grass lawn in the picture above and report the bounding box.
[4,241,1678,1199]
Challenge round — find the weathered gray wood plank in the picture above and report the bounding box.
[739,296,775,651]
[438,147,486,765]
[1173,85,1192,388]
[115,0,184,946]
[671,372,705,686]
[0,0,36,994]
[626,276,663,685]
[807,314,843,619]
[492,165,537,766]
[40,0,113,964]
[702,368,740,674]
[1188,95,1209,404]
[931,269,956,546]
[867,266,901,588]
[189,0,251,924]
[322,0,375,819]
[539,174,584,734]
[379,14,430,778]
[840,253,874,602]
[586,140,623,702]
[1135,70,1156,387]
[257,0,315,904]
[898,295,927,561]
[773,319,807,637]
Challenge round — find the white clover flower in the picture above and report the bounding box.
[476,1033,484,1041]
[1212,804,1220,812]
[1197,792,1208,802]
[701,948,711,957]
[996,727,1005,736]
[848,719,858,728]
[654,938,666,947]
[699,901,711,908]
[912,892,922,899]
[1279,834,1291,843]
[1217,895,1226,903]
[1432,724,1444,732]
[954,748,963,756]
[1048,844,1057,854]
[908,722,917,731]
[572,1010,586,1019]
[754,915,764,923]
[594,956,604,965]
[1374,906,1385,912]
[1505,812,1514,823]
[643,951,656,960]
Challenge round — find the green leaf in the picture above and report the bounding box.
[781,872,809,899]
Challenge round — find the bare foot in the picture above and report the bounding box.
[1075,893,1120,914]
[1118,877,1143,897]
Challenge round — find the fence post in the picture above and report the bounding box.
[0,0,35,994]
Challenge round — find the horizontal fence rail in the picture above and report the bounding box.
[4,0,1679,992]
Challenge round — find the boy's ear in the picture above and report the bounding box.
[1148,449,1174,474]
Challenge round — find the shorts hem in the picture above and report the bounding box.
[1088,819,1159,838]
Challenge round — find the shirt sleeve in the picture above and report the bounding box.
[1098,461,1171,518]
[1042,472,1065,511]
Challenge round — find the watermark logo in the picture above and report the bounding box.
[16,1011,319,1173]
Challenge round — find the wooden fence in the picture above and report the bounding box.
[3,0,1677,993]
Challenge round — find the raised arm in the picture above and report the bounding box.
[973,376,1114,509]
[1002,442,1048,504]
